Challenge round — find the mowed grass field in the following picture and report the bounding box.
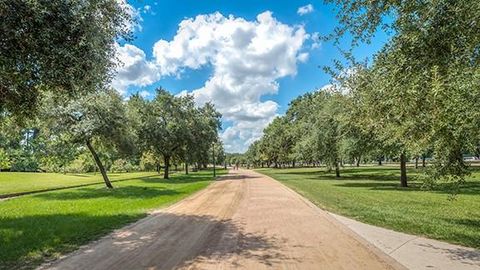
[256,166,480,249]
[0,171,159,196]
[0,169,225,270]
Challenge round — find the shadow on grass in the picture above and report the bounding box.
[333,179,480,195]
[443,217,480,231]
[33,186,182,201]
[332,182,420,191]
[276,167,400,176]
[1,173,215,199]
[310,173,400,182]
[0,213,145,270]
[0,213,299,270]
[69,174,91,178]
[265,167,480,195]
[438,218,480,249]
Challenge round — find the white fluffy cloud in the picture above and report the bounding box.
[112,11,309,152]
[297,4,314,16]
[112,44,160,94]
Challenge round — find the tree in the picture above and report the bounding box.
[327,0,480,188]
[139,89,194,179]
[260,117,294,168]
[312,93,347,177]
[37,133,78,173]
[44,89,132,188]
[0,0,132,118]
[185,102,221,173]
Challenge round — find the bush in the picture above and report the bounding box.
[10,155,39,172]
[110,159,135,172]
[65,154,96,173]
[0,148,11,171]
[140,152,157,171]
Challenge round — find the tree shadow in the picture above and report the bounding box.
[311,173,401,182]
[136,174,214,184]
[216,174,261,181]
[445,218,480,229]
[333,182,421,191]
[2,173,214,200]
[69,174,92,178]
[168,214,300,269]
[415,243,480,266]
[333,180,480,195]
[1,174,168,199]
[277,167,400,176]
[32,186,182,201]
[0,213,146,270]
[14,213,302,270]
[428,181,480,196]
[440,217,480,248]
[268,167,480,195]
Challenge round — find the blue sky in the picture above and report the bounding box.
[114,0,390,152]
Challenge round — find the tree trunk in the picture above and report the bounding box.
[292,160,296,168]
[422,156,426,167]
[164,155,170,179]
[185,163,189,175]
[356,156,361,167]
[86,140,113,189]
[378,157,382,166]
[335,160,340,178]
[212,144,216,178]
[415,157,419,169]
[400,153,408,187]
[156,163,160,174]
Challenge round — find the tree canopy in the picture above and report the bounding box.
[243,0,480,190]
[0,0,132,118]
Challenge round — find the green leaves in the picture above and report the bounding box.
[137,88,221,174]
[0,0,132,118]
[329,0,480,187]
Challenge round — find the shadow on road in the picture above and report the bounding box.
[47,212,301,269]
[166,213,298,268]
[216,174,261,181]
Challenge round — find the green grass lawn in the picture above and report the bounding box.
[0,169,225,270]
[256,166,480,249]
[0,171,162,196]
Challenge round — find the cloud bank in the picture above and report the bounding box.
[113,11,310,152]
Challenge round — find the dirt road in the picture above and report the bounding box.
[43,170,404,270]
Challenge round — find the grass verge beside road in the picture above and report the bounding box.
[0,172,159,197]
[0,169,225,270]
[256,166,480,249]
